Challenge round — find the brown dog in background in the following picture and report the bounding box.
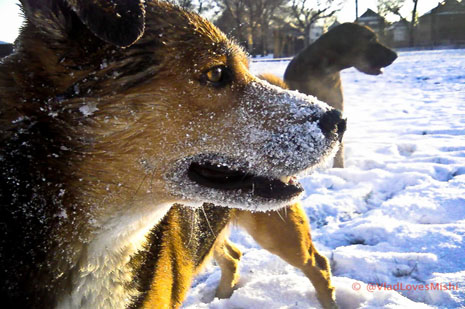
[213,23,397,309]
[285,23,397,168]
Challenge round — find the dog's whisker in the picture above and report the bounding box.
[149,166,157,196]
[200,205,216,238]
[276,210,285,222]
[186,208,196,246]
[131,173,149,203]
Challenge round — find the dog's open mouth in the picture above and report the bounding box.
[358,64,384,75]
[369,66,384,75]
[187,161,303,200]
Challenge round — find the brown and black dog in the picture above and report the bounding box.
[285,23,398,168]
[0,1,345,308]
[212,23,397,309]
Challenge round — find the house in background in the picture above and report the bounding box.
[356,9,388,43]
[309,23,325,44]
[273,0,465,57]
[387,20,410,48]
[328,20,341,31]
[416,0,465,46]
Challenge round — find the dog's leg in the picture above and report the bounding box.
[214,235,242,299]
[333,143,344,168]
[235,204,337,309]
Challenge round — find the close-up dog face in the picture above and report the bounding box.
[13,0,345,215]
[100,2,346,210]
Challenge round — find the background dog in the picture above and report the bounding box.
[0,1,344,308]
[285,23,397,168]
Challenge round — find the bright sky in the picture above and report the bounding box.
[337,0,440,23]
[0,0,22,43]
[0,0,443,43]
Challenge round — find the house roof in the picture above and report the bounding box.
[360,9,382,19]
[387,19,410,31]
[421,0,465,18]
[328,20,341,30]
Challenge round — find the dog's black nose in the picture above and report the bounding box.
[319,109,346,141]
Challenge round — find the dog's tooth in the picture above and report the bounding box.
[280,176,291,184]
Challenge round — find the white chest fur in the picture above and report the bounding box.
[56,203,172,309]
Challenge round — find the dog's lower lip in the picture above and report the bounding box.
[187,162,303,200]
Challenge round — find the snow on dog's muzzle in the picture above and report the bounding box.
[166,79,346,211]
[236,80,346,178]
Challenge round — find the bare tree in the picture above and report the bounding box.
[289,0,343,47]
[215,0,286,55]
[245,0,287,55]
[215,0,343,54]
[377,0,420,46]
[216,0,248,47]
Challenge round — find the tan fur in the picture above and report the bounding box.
[235,205,336,308]
[213,229,243,299]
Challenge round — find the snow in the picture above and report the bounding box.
[79,102,99,116]
[184,49,465,308]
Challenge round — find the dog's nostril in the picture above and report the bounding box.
[319,109,346,140]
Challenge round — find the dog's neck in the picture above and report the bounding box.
[284,42,346,108]
[56,202,172,309]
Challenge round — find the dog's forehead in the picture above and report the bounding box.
[145,2,224,45]
[140,2,249,72]
[141,2,247,64]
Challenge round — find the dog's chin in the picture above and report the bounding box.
[166,157,305,211]
[356,65,384,75]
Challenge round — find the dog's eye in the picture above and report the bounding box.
[202,66,232,87]
[207,67,223,83]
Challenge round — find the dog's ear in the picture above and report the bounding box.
[20,0,146,47]
[70,0,146,47]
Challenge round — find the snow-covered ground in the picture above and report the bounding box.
[184,49,465,308]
